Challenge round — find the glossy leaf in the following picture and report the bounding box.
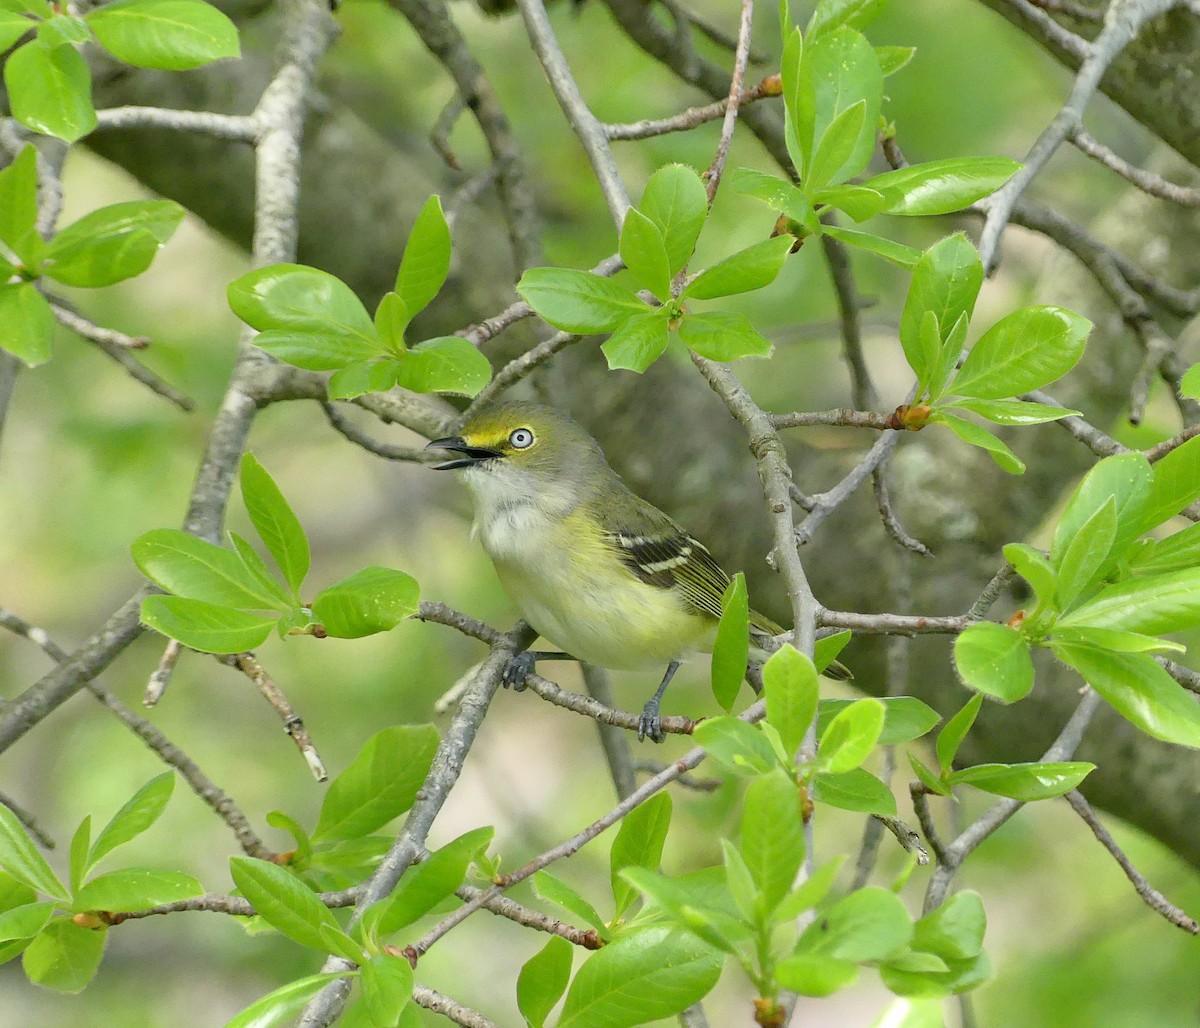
[953,622,1034,703]
[729,167,814,224]
[45,199,183,287]
[806,0,888,37]
[0,282,54,367]
[132,528,289,610]
[911,891,986,961]
[230,857,341,951]
[0,145,39,260]
[677,311,772,362]
[619,207,671,301]
[867,157,1021,216]
[0,803,66,901]
[1058,567,1200,636]
[396,195,451,318]
[950,306,1090,400]
[948,397,1081,425]
[776,953,859,996]
[1056,497,1117,608]
[88,773,174,870]
[693,716,780,776]
[533,871,606,933]
[1129,522,1200,575]
[1051,452,1153,569]
[908,751,949,796]
[376,827,493,934]
[899,234,982,383]
[637,164,708,274]
[600,310,671,373]
[610,793,672,919]
[139,596,275,653]
[823,225,922,268]
[1003,543,1056,615]
[946,761,1094,800]
[5,39,96,141]
[0,901,55,944]
[1138,435,1200,534]
[517,936,573,1028]
[811,184,886,222]
[711,574,749,712]
[683,236,793,300]
[240,454,310,597]
[312,566,419,639]
[1053,644,1200,748]
[327,359,400,400]
[774,857,845,922]
[225,972,353,1028]
[813,767,897,815]
[936,694,983,772]
[816,698,885,773]
[314,725,439,842]
[740,768,806,910]
[796,887,913,962]
[818,696,939,745]
[1050,625,1183,655]
[86,0,238,70]
[807,98,867,189]
[229,532,294,611]
[763,644,819,759]
[0,10,34,51]
[935,413,1025,474]
[557,926,723,1028]
[74,868,203,911]
[396,335,492,396]
[22,920,104,993]
[517,267,645,333]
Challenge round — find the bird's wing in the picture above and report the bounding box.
[598,491,732,621]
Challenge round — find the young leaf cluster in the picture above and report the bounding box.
[518,163,791,374]
[0,0,239,142]
[894,234,1092,473]
[956,440,1200,749]
[0,144,184,367]
[0,774,203,993]
[131,453,419,653]
[228,196,492,399]
[731,0,1019,269]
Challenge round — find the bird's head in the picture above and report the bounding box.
[427,400,608,505]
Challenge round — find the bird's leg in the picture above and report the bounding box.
[501,650,575,691]
[638,660,682,743]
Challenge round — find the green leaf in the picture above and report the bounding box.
[5,39,96,142]
[396,195,451,318]
[0,803,66,901]
[1053,644,1200,748]
[952,622,1034,703]
[711,573,749,712]
[392,335,491,397]
[132,528,290,610]
[814,630,852,674]
[619,207,672,301]
[0,145,39,261]
[1129,521,1200,575]
[763,644,819,759]
[1050,625,1183,655]
[780,27,805,175]
[796,887,913,962]
[228,264,380,368]
[600,310,671,373]
[912,310,941,392]
[876,45,916,76]
[1003,543,1056,615]
[637,164,708,275]
[816,698,885,773]
[312,566,420,639]
[1059,567,1200,635]
[373,291,410,353]
[776,952,859,996]
[73,868,203,911]
[946,761,1094,800]
[1051,453,1154,569]
[619,866,748,951]
[225,972,353,1028]
[693,716,780,776]
[1056,497,1117,608]
[683,236,793,300]
[0,10,34,51]
[240,454,310,598]
[0,901,55,943]
[22,920,105,993]
[935,413,1025,474]
[86,0,238,69]
[818,696,940,745]
[229,532,295,610]
[316,923,364,966]
[813,767,897,816]
[936,694,982,772]
[314,725,440,843]
[533,871,606,933]
[557,926,723,1028]
[140,595,273,653]
[39,13,91,44]
[517,936,573,1028]
[0,282,55,367]
[44,199,184,287]
[327,360,401,400]
[677,311,772,362]
[950,306,1090,400]
[823,225,922,268]
[517,267,646,333]
[740,768,806,910]
[719,839,758,923]
[774,857,845,922]
[1182,363,1200,400]
[88,773,174,870]
[880,951,992,998]
[361,954,413,1025]
[610,793,672,919]
[912,891,985,961]
[230,857,341,951]
[376,827,493,934]
[811,184,886,222]
[1139,435,1200,533]
[68,818,89,895]
[728,167,814,224]
[807,98,867,189]
[947,397,1082,426]
[899,234,982,384]
[907,751,949,796]
[806,0,888,37]
[866,157,1021,216]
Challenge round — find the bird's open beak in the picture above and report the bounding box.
[426,436,501,471]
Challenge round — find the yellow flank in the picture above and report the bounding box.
[489,507,716,670]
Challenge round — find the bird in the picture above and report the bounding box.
[427,399,847,741]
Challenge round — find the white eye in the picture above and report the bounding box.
[509,428,535,449]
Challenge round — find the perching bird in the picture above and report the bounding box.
[428,399,847,741]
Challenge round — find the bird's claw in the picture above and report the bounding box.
[638,700,665,743]
[502,650,537,692]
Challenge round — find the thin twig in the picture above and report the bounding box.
[321,401,431,461]
[604,80,777,140]
[769,408,893,430]
[0,789,55,849]
[458,884,603,948]
[795,432,901,545]
[95,106,259,141]
[702,0,754,203]
[1070,127,1200,206]
[144,639,182,706]
[412,985,500,1028]
[818,609,971,636]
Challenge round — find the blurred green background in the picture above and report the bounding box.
[2,0,1198,1024]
